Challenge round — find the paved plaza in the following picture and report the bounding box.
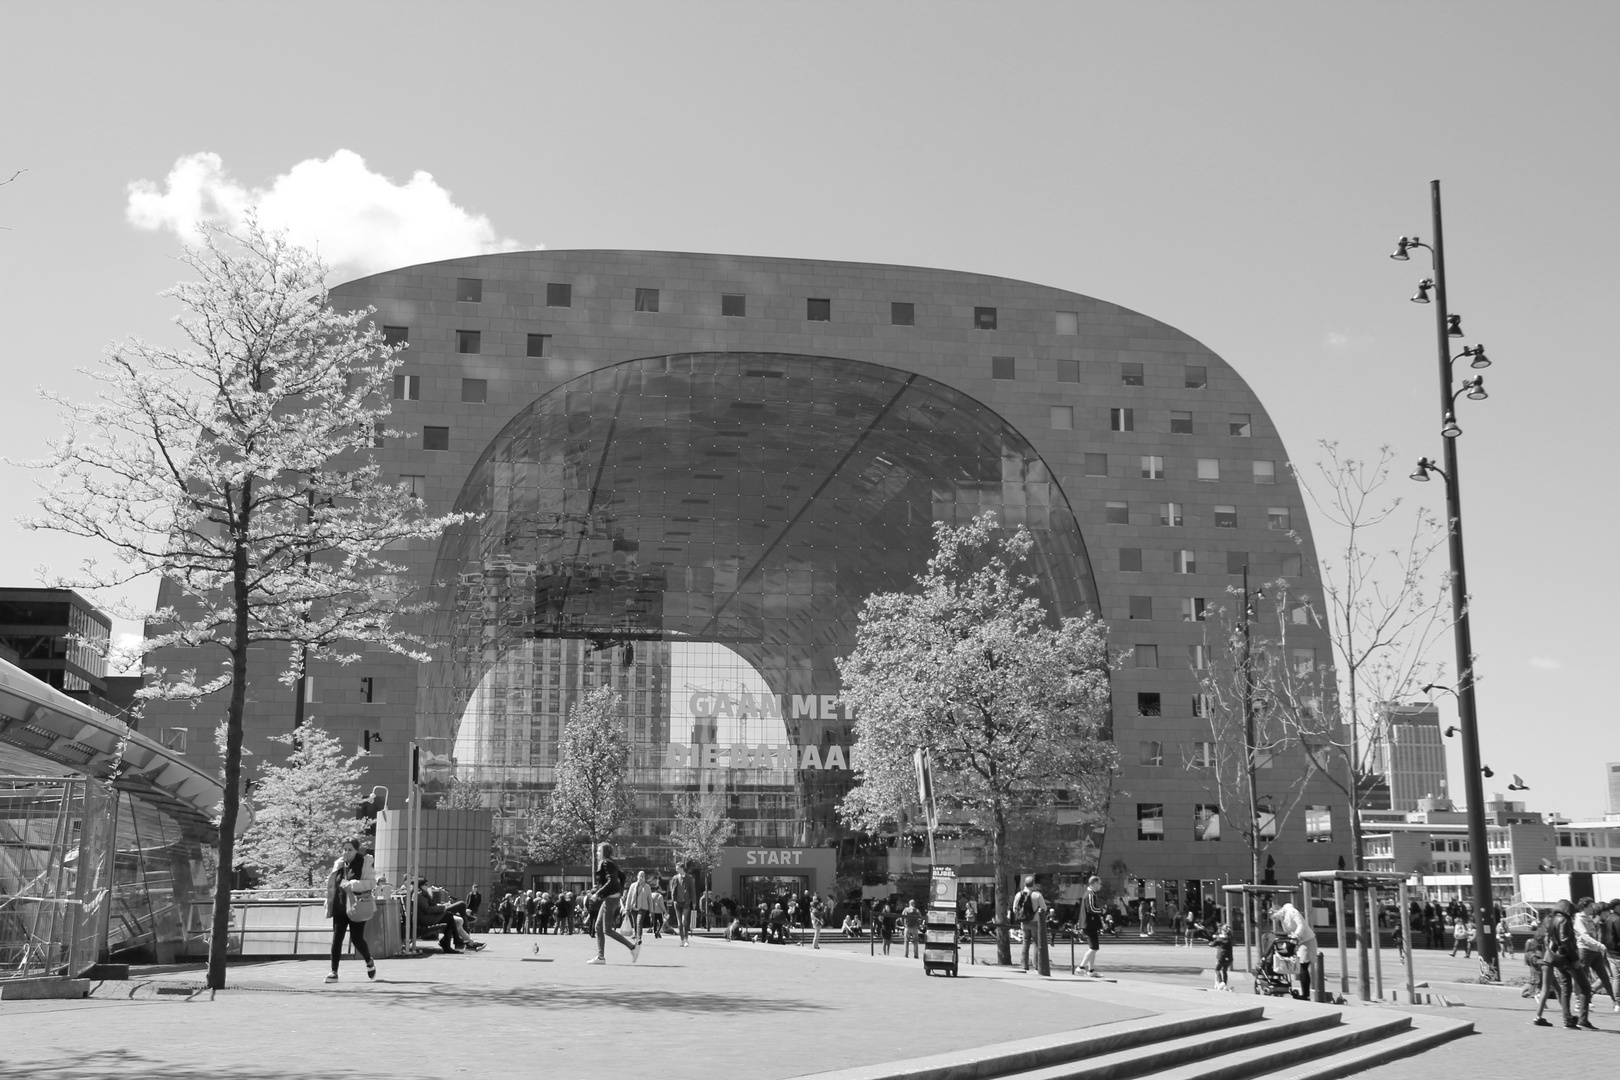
[0,930,1610,1080]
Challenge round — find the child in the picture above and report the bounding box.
[1211,922,1234,991]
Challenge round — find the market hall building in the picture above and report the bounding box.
[141,250,1348,914]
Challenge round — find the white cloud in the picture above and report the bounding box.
[1529,657,1562,670]
[126,150,528,278]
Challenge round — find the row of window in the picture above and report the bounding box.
[1134,802,1333,843]
[1075,452,1277,482]
[1129,644,1316,673]
[1105,502,1293,530]
[1107,408,1251,436]
[1118,549,1304,576]
[385,326,553,358]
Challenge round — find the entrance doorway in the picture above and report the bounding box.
[739,874,808,923]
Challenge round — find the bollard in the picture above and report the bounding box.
[1313,953,1326,1002]
[1037,914,1050,976]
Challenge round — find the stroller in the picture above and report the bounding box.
[1253,932,1302,997]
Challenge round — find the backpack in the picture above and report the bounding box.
[1012,889,1034,922]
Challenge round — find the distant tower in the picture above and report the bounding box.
[1378,703,1449,813]
[1607,763,1620,816]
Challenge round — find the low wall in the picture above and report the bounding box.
[179,896,404,960]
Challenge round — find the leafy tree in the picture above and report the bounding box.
[442,772,485,811]
[20,221,468,988]
[837,513,1116,965]
[236,724,364,888]
[669,792,736,889]
[544,685,633,873]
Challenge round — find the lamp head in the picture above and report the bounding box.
[1390,236,1416,261]
[1464,375,1488,401]
[1447,314,1464,337]
[1463,344,1490,369]
[1410,279,1434,304]
[1444,726,1459,738]
[1481,765,1494,779]
[1409,457,1441,482]
[1441,414,1462,439]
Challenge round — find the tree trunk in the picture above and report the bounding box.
[994,808,1011,966]
[206,540,252,991]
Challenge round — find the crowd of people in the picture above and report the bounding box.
[1522,896,1620,1031]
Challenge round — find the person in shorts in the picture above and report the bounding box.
[1076,875,1104,977]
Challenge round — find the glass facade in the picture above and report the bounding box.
[422,352,1100,866]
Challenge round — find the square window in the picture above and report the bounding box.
[634,287,660,312]
[991,356,1016,380]
[807,297,831,321]
[1137,803,1165,840]
[1084,453,1108,476]
[1214,505,1238,528]
[1128,595,1153,620]
[1194,804,1221,841]
[461,378,487,404]
[890,301,914,325]
[1056,358,1080,382]
[1290,603,1310,626]
[456,330,481,354]
[456,277,482,303]
[423,426,449,451]
[1230,413,1252,437]
[1139,741,1164,767]
[1227,551,1249,575]
[1281,553,1303,577]
[1105,501,1129,525]
[1292,648,1316,675]
[546,283,572,307]
[1188,741,1214,768]
[1140,455,1164,480]
[1258,805,1278,840]
[1185,365,1207,389]
[382,325,409,347]
[1119,547,1143,572]
[1268,507,1292,531]
[974,306,998,330]
[722,293,746,317]
[1197,458,1219,481]
[1160,502,1183,527]
[526,333,550,358]
[1137,692,1161,716]
[1170,411,1193,435]
[1055,311,1079,334]
[1173,550,1195,574]
[1192,693,1212,718]
[1135,644,1158,668]
[1253,460,1276,484]
[392,373,420,400]
[1120,362,1144,386]
[1050,405,1073,430]
[1182,597,1208,622]
[1110,407,1134,431]
[399,474,426,500]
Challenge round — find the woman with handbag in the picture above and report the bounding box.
[324,835,377,984]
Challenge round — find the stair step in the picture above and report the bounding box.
[1011,1012,1346,1080]
[1243,1015,1473,1080]
[1136,1014,1416,1080]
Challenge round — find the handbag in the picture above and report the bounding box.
[345,885,378,922]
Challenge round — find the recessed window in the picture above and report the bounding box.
[1268,506,1292,531]
[1258,805,1278,840]
[1290,603,1310,626]
[991,356,1016,380]
[1121,363,1144,386]
[723,294,747,317]
[1192,693,1212,718]
[1055,311,1079,335]
[1137,693,1162,717]
[1174,550,1196,574]
[423,426,449,452]
[1182,597,1208,622]
[456,278,483,303]
[1050,406,1073,430]
[1170,411,1193,435]
[1188,741,1214,768]
[461,378,487,404]
[806,298,831,321]
[1135,644,1159,668]
[1137,803,1165,840]
[1129,596,1153,620]
[634,288,660,313]
[1292,648,1317,675]
[1185,365,1207,389]
[1105,501,1129,525]
[1191,644,1209,670]
[1197,458,1219,481]
[1139,741,1164,767]
[1306,805,1332,843]
[1160,502,1183,527]
[974,306,998,330]
[1214,505,1238,529]
[1230,413,1252,437]
[1056,359,1080,383]
[1119,548,1142,572]
[382,325,409,347]
[890,301,914,326]
[1110,407,1134,431]
[1227,551,1249,575]
[393,373,421,400]
[399,474,426,500]
[1084,453,1108,476]
[456,330,481,354]
[1281,553,1303,577]
[1141,455,1164,480]
[1254,460,1276,484]
[1194,804,1221,841]
[527,333,550,358]
[546,283,572,307]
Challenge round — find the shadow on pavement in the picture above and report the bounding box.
[0,1049,365,1080]
[411,982,830,1014]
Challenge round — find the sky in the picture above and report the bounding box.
[1,2,1615,818]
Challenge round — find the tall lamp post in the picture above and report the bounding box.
[1392,179,1499,982]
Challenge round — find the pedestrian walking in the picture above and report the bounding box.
[669,864,695,946]
[498,892,515,932]
[1548,899,1595,1029]
[810,893,825,949]
[698,887,713,930]
[1575,897,1617,1007]
[1270,901,1318,1001]
[1211,922,1233,990]
[624,870,653,943]
[466,882,482,931]
[902,899,922,958]
[650,888,668,939]
[1075,876,1104,978]
[1139,897,1155,937]
[586,843,638,964]
[323,836,377,983]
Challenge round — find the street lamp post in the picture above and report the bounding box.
[1393,179,1499,982]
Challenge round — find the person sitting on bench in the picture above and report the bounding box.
[417,878,483,952]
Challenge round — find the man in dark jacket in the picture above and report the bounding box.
[416,878,479,952]
[669,863,695,946]
[1548,899,1595,1029]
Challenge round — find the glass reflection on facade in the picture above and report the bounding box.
[424,352,1100,865]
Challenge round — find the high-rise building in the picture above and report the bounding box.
[1606,762,1620,817]
[1374,703,1449,812]
[0,587,111,706]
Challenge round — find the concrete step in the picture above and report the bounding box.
[1135,1013,1417,1080]
[1243,1015,1474,1080]
[1010,1012,1345,1080]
